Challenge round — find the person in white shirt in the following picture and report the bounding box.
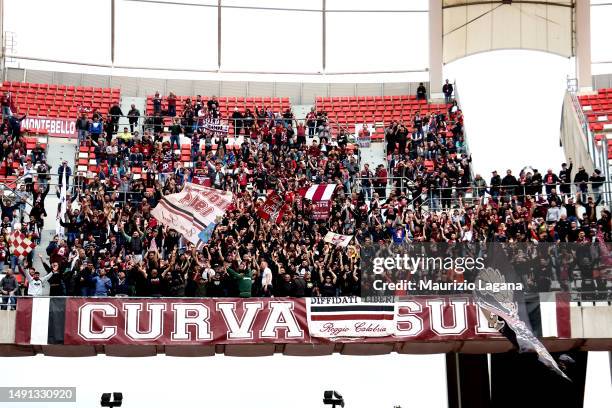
[22,267,55,296]
[260,260,273,296]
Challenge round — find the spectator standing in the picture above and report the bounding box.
[231,108,243,136]
[0,269,18,310]
[58,160,72,189]
[574,165,589,199]
[88,116,103,143]
[416,82,427,101]
[109,102,124,133]
[76,112,89,143]
[589,169,605,203]
[153,91,162,116]
[543,169,560,195]
[167,92,177,117]
[490,170,501,200]
[1,91,12,117]
[442,79,454,104]
[22,267,55,297]
[127,104,140,134]
[169,118,182,152]
[559,159,573,197]
[36,159,51,191]
[501,169,518,200]
[360,164,373,201]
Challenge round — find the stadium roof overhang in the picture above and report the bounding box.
[442,0,575,64]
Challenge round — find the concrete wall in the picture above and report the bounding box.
[593,74,612,90]
[560,91,595,175]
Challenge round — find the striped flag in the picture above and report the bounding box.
[298,183,338,202]
[56,169,68,237]
[307,297,395,338]
[15,297,66,345]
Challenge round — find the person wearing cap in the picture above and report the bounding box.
[22,266,55,297]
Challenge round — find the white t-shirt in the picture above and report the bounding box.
[24,272,53,296]
[261,267,273,286]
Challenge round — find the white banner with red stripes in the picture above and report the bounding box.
[151,183,233,244]
[298,183,338,202]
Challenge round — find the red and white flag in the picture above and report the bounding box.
[9,230,36,260]
[298,184,337,202]
[324,231,353,247]
[257,192,287,224]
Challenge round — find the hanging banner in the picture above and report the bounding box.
[13,295,571,346]
[312,200,332,220]
[22,117,77,138]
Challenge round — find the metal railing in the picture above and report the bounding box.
[354,177,612,211]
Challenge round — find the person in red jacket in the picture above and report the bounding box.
[374,164,388,198]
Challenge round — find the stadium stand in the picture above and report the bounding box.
[316,95,451,139]
[578,89,612,163]
[0,81,121,119]
[0,85,608,301]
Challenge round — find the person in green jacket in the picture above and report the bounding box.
[226,262,253,298]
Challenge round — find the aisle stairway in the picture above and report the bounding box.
[34,137,76,293]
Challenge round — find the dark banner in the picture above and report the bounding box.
[14,295,570,346]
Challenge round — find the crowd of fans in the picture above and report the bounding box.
[0,88,610,308]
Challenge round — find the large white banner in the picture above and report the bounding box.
[307,297,396,338]
[22,116,76,138]
[151,183,233,244]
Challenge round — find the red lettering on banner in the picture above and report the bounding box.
[23,116,77,138]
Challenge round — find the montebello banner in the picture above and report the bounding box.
[22,117,76,138]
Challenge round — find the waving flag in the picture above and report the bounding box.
[56,169,68,237]
[198,222,217,245]
[324,232,353,247]
[473,245,569,380]
[257,192,286,224]
[298,184,337,202]
[9,229,36,260]
[151,183,233,244]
